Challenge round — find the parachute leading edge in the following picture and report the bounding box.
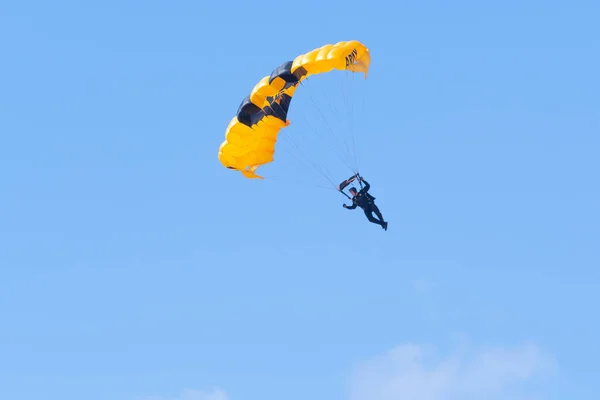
[218,40,371,179]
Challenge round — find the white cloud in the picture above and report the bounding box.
[143,387,228,400]
[411,279,438,293]
[177,389,228,400]
[349,342,557,400]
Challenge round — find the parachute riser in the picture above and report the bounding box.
[337,171,362,201]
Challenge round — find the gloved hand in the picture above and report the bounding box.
[343,204,347,208]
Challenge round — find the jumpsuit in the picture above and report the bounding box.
[345,180,386,227]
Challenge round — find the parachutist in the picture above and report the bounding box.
[342,177,388,230]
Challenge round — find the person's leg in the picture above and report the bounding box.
[371,204,388,230]
[364,208,384,226]
[372,204,385,222]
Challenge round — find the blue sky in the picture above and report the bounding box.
[1,1,599,399]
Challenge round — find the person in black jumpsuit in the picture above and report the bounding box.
[343,177,388,230]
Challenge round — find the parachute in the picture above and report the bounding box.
[218,40,370,180]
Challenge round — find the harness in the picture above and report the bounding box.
[354,191,375,208]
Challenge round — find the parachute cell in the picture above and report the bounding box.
[218,40,370,179]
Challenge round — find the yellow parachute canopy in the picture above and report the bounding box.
[218,40,371,179]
